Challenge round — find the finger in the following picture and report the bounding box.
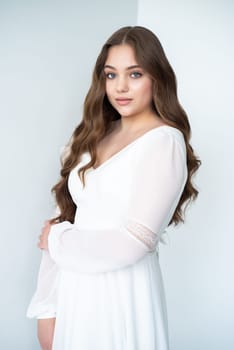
[37,241,43,249]
[38,238,46,249]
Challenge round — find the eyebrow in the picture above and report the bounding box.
[104,65,141,70]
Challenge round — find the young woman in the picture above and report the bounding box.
[27,26,201,350]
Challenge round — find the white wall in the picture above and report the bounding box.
[0,1,137,348]
[137,1,234,350]
[1,1,233,349]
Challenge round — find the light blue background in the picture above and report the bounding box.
[138,1,234,350]
[0,1,233,349]
[0,1,137,348]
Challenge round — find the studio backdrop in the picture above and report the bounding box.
[0,1,233,349]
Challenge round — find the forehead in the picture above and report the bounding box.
[105,44,138,67]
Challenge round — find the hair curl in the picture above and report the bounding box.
[51,26,201,226]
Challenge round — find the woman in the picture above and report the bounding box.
[27,26,201,350]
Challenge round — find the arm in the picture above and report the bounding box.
[28,143,73,347]
[48,131,187,274]
[27,250,59,318]
[27,139,70,319]
[27,221,59,349]
[27,208,61,319]
[38,318,56,350]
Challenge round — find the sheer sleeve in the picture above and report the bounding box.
[26,250,59,318]
[48,130,188,274]
[27,141,73,318]
[26,206,61,319]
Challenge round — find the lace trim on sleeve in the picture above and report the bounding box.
[126,220,159,251]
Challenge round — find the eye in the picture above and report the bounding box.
[105,72,116,79]
[130,71,142,78]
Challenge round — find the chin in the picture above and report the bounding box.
[115,108,136,118]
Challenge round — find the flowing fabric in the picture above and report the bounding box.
[27,125,187,349]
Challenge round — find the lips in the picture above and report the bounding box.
[115,98,132,106]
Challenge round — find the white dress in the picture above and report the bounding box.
[27,125,188,350]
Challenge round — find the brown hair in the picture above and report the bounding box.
[51,26,201,226]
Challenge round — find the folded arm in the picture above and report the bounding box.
[48,131,188,274]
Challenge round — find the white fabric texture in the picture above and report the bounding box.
[28,251,59,319]
[27,125,188,349]
[27,206,61,319]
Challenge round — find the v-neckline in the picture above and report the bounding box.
[88,125,175,172]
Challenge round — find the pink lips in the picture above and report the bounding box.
[115,98,132,106]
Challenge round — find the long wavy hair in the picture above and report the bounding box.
[51,26,201,226]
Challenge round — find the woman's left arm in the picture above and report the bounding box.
[44,131,188,274]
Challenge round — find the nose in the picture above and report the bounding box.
[116,76,129,93]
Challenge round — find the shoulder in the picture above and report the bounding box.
[136,125,186,156]
[130,125,187,171]
[131,125,188,179]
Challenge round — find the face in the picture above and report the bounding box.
[104,44,154,119]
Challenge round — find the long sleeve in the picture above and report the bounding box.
[27,141,74,319]
[26,250,60,318]
[48,130,188,274]
[27,207,61,319]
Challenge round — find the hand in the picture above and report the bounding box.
[37,220,52,250]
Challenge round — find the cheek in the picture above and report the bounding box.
[136,81,153,102]
[145,86,153,102]
[146,79,153,97]
[133,78,152,92]
[105,82,114,99]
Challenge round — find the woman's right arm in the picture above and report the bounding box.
[35,222,59,349]
[27,248,59,317]
[28,143,71,348]
[26,249,59,347]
